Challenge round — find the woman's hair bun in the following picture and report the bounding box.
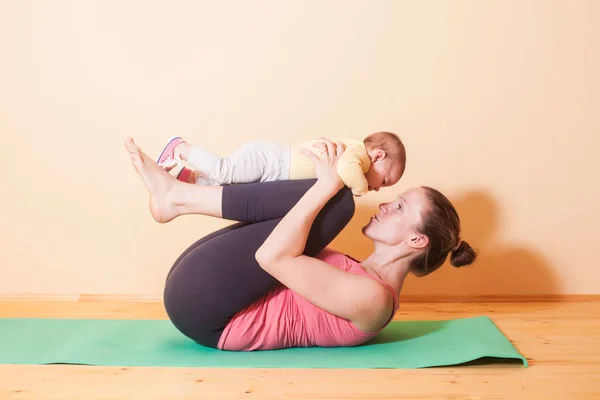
[450,240,477,267]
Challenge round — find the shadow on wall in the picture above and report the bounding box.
[331,190,560,297]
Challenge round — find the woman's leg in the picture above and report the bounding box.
[163,185,354,347]
[164,221,247,281]
[222,178,321,222]
[221,178,355,254]
[165,176,353,288]
[164,178,320,280]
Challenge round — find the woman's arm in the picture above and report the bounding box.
[255,179,337,262]
[255,140,392,332]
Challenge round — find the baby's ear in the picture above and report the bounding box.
[369,149,385,163]
[371,149,387,162]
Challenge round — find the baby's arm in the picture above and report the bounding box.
[335,149,369,196]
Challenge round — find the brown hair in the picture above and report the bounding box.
[409,186,477,276]
[363,131,406,163]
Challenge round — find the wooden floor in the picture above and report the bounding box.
[1,299,599,399]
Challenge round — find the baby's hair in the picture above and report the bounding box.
[363,131,406,164]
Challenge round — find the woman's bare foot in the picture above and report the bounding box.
[124,137,181,223]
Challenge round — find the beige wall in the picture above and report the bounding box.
[1,0,598,298]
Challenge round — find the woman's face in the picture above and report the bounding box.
[361,187,427,246]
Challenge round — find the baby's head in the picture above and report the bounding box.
[363,131,406,191]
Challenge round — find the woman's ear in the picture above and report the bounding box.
[407,233,428,250]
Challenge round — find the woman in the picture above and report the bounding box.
[124,137,477,351]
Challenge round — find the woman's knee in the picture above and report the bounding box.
[163,255,221,347]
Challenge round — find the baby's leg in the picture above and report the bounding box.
[187,140,289,185]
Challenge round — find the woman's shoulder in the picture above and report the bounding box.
[316,248,360,271]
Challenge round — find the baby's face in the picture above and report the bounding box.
[365,157,404,192]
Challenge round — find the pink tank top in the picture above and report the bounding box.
[217,248,399,351]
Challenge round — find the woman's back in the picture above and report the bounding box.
[217,248,399,351]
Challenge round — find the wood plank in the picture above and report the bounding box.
[1,301,599,399]
[1,365,599,400]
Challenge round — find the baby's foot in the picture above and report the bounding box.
[156,137,187,168]
[174,142,191,161]
[124,137,181,223]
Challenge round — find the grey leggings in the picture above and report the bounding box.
[163,179,355,347]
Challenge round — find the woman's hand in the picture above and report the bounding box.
[301,139,346,195]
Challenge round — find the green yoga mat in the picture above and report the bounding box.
[0,316,527,369]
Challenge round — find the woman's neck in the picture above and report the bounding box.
[360,247,411,293]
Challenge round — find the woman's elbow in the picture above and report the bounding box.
[255,248,275,269]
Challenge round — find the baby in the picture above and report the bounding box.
[156,131,406,196]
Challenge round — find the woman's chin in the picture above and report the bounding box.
[361,223,373,237]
